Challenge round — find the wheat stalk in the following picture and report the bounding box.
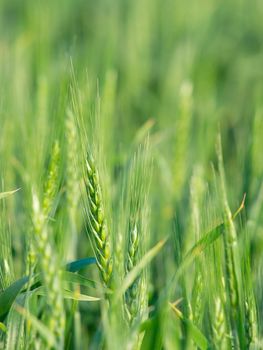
[0,200,14,290]
[66,111,81,260]
[216,134,242,348]
[66,111,80,217]
[172,80,193,200]
[32,193,65,348]
[31,140,65,348]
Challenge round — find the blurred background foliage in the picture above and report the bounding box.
[1,0,263,347]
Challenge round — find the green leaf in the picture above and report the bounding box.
[116,238,167,299]
[141,312,164,350]
[62,289,100,301]
[32,286,100,302]
[0,276,29,322]
[183,319,208,350]
[181,194,245,270]
[0,322,7,332]
[0,257,97,322]
[173,223,224,281]
[170,303,208,350]
[28,257,97,291]
[66,257,97,272]
[62,271,97,288]
[5,304,25,350]
[184,223,224,261]
[0,189,20,200]
[170,197,246,287]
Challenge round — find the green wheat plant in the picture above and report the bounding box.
[1,0,263,349]
[84,154,113,287]
[30,140,65,349]
[124,142,151,327]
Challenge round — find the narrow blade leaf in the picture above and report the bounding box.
[116,238,167,298]
[0,189,20,200]
[66,257,97,272]
[0,276,29,321]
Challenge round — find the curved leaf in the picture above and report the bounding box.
[32,286,100,302]
[116,238,167,299]
[65,257,97,272]
[0,276,29,321]
[0,257,97,321]
[170,303,208,350]
[62,271,98,289]
[0,322,7,332]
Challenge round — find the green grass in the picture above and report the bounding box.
[1,0,263,349]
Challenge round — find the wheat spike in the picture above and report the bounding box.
[85,155,113,286]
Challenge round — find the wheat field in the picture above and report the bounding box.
[1,0,263,349]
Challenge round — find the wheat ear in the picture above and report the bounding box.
[85,155,112,287]
[124,143,151,326]
[31,141,65,348]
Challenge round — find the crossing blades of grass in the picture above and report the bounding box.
[0,257,97,321]
[14,304,59,348]
[115,238,167,299]
[170,302,208,350]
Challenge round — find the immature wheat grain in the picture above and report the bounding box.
[85,155,112,286]
[192,269,203,326]
[43,140,60,218]
[214,298,226,348]
[124,144,151,326]
[244,290,259,350]
[125,224,141,322]
[213,297,227,349]
[245,299,253,348]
